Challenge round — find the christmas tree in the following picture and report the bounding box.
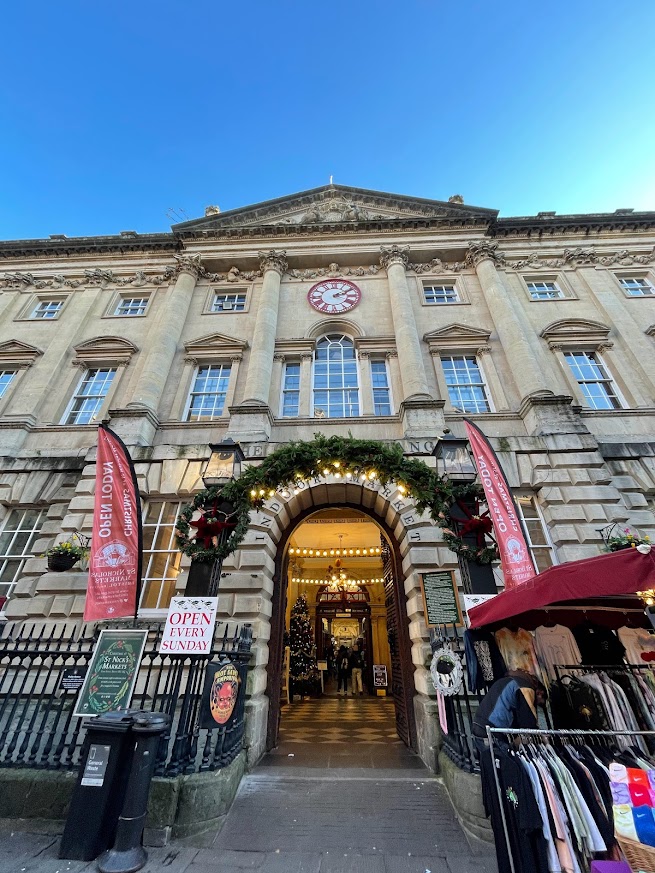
[289,593,319,697]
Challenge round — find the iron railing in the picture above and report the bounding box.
[0,620,252,776]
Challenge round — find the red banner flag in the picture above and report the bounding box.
[84,425,142,622]
[464,419,536,589]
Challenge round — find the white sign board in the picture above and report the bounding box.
[462,594,496,627]
[160,597,218,654]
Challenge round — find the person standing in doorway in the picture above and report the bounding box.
[337,645,350,696]
[349,644,365,696]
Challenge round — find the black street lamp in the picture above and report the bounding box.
[186,439,244,598]
[432,430,477,483]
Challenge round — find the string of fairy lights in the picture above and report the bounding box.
[248,462,410,500]
[288,546,381,557]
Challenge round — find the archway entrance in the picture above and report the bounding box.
[266,502,417,756]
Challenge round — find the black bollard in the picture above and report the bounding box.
[97,712,169,873]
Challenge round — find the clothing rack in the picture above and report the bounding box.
[486,726,655,873]
[553,661,655,687]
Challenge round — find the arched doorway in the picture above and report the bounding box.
[266,500,417,753]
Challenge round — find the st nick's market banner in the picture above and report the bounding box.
[84,425,142,622]
[464,419,536,589]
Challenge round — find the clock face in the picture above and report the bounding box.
[307,279,361,314]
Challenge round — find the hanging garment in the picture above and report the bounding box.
[521,756,564,873]
[555,677,610,731]
[464,628,507,692]
[572,622,626,666]
[617,626,655,665]
[534,625,582,685]
[496,747,551,873]
[495,627,543,678]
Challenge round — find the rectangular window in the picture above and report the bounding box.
[139,501,183,612]
[186,364,231,420]
[63,368,116,425]
[114,296,149,316]
[31,300,63,319]
[0,371,16,398]
[564,351,622,410]
[423,283,459,304]
[0,508,46,611]
[515,495,557,573]
[370,360,392,415]
[441,355,490,413]
[281,362,300,417]
[210,292,247,312]
[526,281,564,300]
[618,277,655,296]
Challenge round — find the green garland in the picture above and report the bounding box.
[435,482,500,565]
[176,434,499,566]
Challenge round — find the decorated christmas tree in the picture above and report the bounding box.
[288,593,320,697]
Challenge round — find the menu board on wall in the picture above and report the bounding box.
[420,571,462,628]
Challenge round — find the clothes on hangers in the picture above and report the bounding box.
[463,628,507,692]
[534,625,582,685]
[495,627,543,679]
[617,626,655,665]
[572,622,626,666]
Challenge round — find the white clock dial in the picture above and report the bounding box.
[307,279,362,314]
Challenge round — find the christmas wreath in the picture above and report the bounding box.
[176,487,248,562]
[435,482,500,565]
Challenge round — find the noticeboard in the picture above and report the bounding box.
[373,664,388,687]
[420,571,462,628]
[73,629,148,718]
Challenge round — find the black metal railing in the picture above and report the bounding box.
[0,620,252,776]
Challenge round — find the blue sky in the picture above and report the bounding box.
[1,1,654,240]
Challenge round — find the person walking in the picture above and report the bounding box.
[336,645,350,696]
[349,644,365,696]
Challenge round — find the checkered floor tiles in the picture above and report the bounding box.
[280,696,401,745]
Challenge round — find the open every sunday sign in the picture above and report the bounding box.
[160,597,218,654]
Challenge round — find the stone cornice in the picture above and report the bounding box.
[0,233,177,260]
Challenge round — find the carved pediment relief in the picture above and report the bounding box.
[175,185,497,233]
[73,336,138,367]
[423,324,492,350]
[541,319,611,347]
[185,332,248,363]
[0,340,42,368]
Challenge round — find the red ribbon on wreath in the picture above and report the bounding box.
[454,499,493,548]
[190,512,237,549]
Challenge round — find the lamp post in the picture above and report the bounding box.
[185,439,244,598]
[432,430,496,595]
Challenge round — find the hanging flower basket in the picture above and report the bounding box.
[47,552,79,572]
[43,534,89,572]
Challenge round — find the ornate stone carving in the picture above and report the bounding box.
[173,253,205,278]
[273,353,286,363]
[597,342,614,352]
[506,245,655,271]
[286,263,381,280]
[385,350,398,359]
[380,245,410,270]
[0,267,177,291]
[259,250,288,275]
[465,241,505,267]
[448,195,464,204]
[220,265,262,283]
[477,345,492,355]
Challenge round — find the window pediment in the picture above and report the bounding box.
[306,318,364,340]
[274,339,315,360]
[423,323,491,353]
[184,332,248,363]
[0,340,42,368]
[541,319,611,350]
[73,336,138,367]
[354,336,397,357]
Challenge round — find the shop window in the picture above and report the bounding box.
[139,501,183,612]
[0,508,46,611]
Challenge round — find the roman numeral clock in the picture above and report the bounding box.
[307,279,361,314]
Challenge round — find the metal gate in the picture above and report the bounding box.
[382,537,413,747]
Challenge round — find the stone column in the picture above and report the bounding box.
[225,355,243,412]
[242,251,287,405]
[380,246,432,402]
[298,354,313,418]
[269,354,285,413]
[128,254,202,415]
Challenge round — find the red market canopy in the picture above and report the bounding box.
[467,547,655,629]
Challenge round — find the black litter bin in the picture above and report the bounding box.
[59,711,136,862]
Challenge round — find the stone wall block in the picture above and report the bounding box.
[73,479,96,495]
[408,617,428,643]
[178,461,204,495]
[246,666,268,697]
[10,575,39,598]
[233,594,272,618]
[249,513,283,542]
[587,468,612,485]
[219,573,274,596]
[558,544,603,562]
[217,593,236,616]
[547,504,587,522]
[516,455,536,488]
[574,523,613,543]
[625,510,655,528]
[8,472,30,504]
[413,667,435,697]
[550,524,583,544]
[581,504,613,523]
[67,495,95,512]
[50,595,76,617]
[72,594,86,615]
[567,469,592,486]
[548,452,604,469]
[235,547,275,573]
[406,593,426,622]
[25,595,55,617]
[46,503,69,520]
[37,572,88,594]
[622,492,649,509]
[60,513,86,531]
[21,556,48,576]
[159,459,189,496]
[540,487,564,505]
[250,639,269,668]
[532,469,572,487]
[146,463,162,494]
[560,485,621,504]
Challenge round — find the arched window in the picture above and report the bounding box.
[313,334,359,418]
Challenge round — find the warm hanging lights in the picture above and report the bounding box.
[288,546,381,557]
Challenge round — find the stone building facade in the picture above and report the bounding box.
[1,184,655,769]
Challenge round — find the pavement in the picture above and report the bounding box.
[0,694,498,873]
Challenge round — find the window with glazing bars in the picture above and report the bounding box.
[441,355,490,413]
[115,297,149,316]
[564,351,622,410]
[186,364,231,420]
[63,368,116,424]
[281,362,300,417]
[31,300,63,319]
[211,292,247,312]
[370,359,392,415]
[526,281,564,300]
[313,335,359,418]
[0,371,16,398]
[515,495,557,573]
[139,501,183,611]
[0,508,46,611]
[423,284,459,304]
[618,277,655,296]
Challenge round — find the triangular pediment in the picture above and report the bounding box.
[185,333,248,361]
[0,340,42,366]
[423,324,492,343]
[175,185,497,232]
